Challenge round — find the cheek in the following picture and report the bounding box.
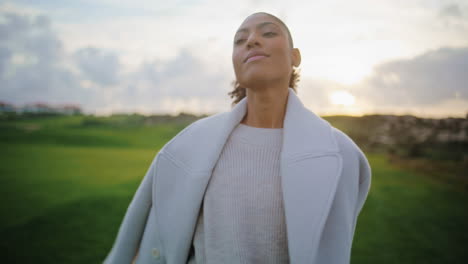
[270,39,291,62]
[232,51,241,68]
[232,51,245,76]
[273,49,291,65]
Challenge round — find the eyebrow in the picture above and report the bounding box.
[235,21,279,35]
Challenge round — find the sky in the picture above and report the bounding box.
[0,0,467,117]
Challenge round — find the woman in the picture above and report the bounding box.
[104,12,371,264]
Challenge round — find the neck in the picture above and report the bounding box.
[240,84,289,128]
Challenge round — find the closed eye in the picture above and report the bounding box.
[234,39,246,45]
[263,32,277,37]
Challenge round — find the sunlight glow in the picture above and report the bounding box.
[330,90,356,106]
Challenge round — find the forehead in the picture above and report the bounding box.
[236,14,282,33]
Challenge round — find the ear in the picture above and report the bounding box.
[291,48,301,67]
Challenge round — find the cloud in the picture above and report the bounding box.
[439,4,463,18]
[73,47,120,85]
[0,9,233,114]
[357,46,468,106]
[115,49,232,114]
[0,11,93,105]
[1,4,467,117]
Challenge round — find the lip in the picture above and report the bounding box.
[244,51,269,63]
[245,55,267,63]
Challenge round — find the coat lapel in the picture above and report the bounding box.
[157,88,342,263]
[280,89,343,262]
[155,94,248,263]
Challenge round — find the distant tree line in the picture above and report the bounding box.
[2,101,466,162]
[324,114,468,162]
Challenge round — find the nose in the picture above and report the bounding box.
[246,32,260,48]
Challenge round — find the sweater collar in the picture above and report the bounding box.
[230,87,338,157]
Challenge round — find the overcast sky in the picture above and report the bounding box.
[1,0,467,117]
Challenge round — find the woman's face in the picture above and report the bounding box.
[232,13,299,88]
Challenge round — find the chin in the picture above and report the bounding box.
[239,71,274,88]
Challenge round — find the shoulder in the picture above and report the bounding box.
[159,111,228,153]
[332,126,371,171]
[331,126,371,183]
[331,127,362,156]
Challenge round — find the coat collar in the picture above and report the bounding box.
[159,87,343,263]
[163,87,339,173]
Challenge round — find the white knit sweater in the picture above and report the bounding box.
[187,123,290,264]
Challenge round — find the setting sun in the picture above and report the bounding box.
[330,90,356,106]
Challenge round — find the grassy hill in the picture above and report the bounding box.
[0,115,466,263]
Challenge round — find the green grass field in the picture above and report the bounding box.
[1,115,467,263]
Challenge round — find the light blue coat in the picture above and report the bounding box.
[104,88,372,264]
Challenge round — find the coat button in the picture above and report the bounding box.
[151,248,160,259]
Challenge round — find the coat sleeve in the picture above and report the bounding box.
[349,147,371,245]
[103,153,159,264]
[332,127,372,217]
[355,148,371,215]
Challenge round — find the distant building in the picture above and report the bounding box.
[57,104,82,115]
[21,102,56,114]
[0,102,82,115]
[0,101,16,113]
